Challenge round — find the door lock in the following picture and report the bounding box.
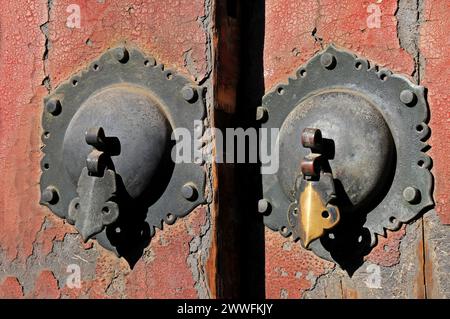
[259,45,433,266]
[295,128,340,248]
[40,46,206,259]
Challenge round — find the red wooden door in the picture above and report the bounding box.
[0,0,448,299]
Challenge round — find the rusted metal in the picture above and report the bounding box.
[300,154,321,178]
[301,128,322,150]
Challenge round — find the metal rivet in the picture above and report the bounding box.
[258,199,272,215]
[400,90,417,106]
[181,86,198,103]
[42,186,59,204]
[114,47,129,63]
[46,98,61,115]
[320,53,336,69]
[165,213,176,225]
[256,106,268,122]
[403,186,421,204]
[182,183,197,201]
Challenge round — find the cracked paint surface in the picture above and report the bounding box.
[264,0,414,91]
[0,0,448,299]
[265,229,335,299]
[264,0,448,298]
[420,0,450,224]
[46,0,210,86]
[0,0,212,298]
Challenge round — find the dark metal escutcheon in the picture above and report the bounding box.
[40,46,206,261]
[260,45,433,269]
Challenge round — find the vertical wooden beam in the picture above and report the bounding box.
[207,0,241,298]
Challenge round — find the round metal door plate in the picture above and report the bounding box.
[260,45,433,264]
[40,46,206,258]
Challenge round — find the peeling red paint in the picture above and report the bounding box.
[365,227,406,267]
[420,0,450,224]
[0,0,49,263]
[30,270,61,299]
[35,215,77,257]
[264,0,414,91]
[0,277,24,298]
[47,0,209,86]
[58,252,129,299]
[265,229,334,298]
[126,206,207,299]
[57,206,208,299]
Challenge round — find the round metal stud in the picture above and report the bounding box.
[258,199,271,214]
[320,52,336,69]
[46,98,61,115]
[42,186,59,204]
[181,86,198,103]
[400,89,417,106]
[114,47,129,63]
[403,186,421,204]
[256,106,268,122]
[182,183,198,201]
[165,213,176,225]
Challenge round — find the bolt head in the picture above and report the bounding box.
[46,98,61,115]
[182,183,198,201]
[256,107,268,122]
[403,186,421,204]
[114,47,129,63]
[181,86,198,102]
[320,53,336,69]
[400,90,417,106]
[165,214,176,225]
[42,186,59,204]
[258,199,271,214]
